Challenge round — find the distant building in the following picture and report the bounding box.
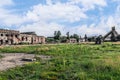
[79,38,85,42]
[67,38,77,43]
[0,29,45,45]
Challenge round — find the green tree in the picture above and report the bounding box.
[57,31,61,40]
[54,31,57,36]
[60,36,67,43]
[73,34,79,42]
[66,32,70,40]
[54,31,61,40]
[84,34,88,42]
[70,34,79,42]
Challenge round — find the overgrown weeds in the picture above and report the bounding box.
[0,43,120,80]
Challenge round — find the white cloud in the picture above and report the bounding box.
[46,0,53,5]
[18,22,65,37]
[17,0,109,36]
[112,0,120,2]
[0,0,14,7]
[0,0,25,26]
[0,9,25,26]
[106,16,116,27]
[67,24,107,37]
[25,3,87,23]
[68,0,107,10]
[98,4,120,33]
[1,0,120,37]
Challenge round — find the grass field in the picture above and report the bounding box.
[0,43,120,80]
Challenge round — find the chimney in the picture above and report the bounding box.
[112,26,115,31]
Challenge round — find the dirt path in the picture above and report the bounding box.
[0,53,51,71]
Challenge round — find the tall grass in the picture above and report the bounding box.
[0,43,120,80]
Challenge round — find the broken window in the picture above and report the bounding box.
[1,34,3,36]
[22,37,24,41]
[15,35,18,38]
[6,34,8,37]
[0,40,3,44]
[26,37,28,41]
[11,35,13,37]
[5,40,8,44]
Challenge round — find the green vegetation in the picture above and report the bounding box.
[0,43,120,80]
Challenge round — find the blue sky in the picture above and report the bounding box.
[0,0,120,37]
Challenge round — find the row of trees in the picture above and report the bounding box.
[46,30,99,43]
[54,31,80,42]
[47,31,91,43]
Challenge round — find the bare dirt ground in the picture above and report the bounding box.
[0,53,51,71]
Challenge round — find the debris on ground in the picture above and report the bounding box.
[0,53,51,71]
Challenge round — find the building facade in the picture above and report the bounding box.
[67,38,77,43]
[0,29,45,45]
[20,32,45,44]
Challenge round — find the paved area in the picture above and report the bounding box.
[0,53,51,71]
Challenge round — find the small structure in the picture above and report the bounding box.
[68,38,77,43]
[95,35,103,44]
[103,27,119,42]
[79,38,85,42]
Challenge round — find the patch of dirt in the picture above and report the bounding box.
[0,53,51,71]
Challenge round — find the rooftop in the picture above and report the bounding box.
[20,32,37,35]
[0,29,19,34]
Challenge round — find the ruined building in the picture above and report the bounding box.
[0,29,45,45]
[103,27,120,41]
[0,29,20,45]
[20,32,45,44]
